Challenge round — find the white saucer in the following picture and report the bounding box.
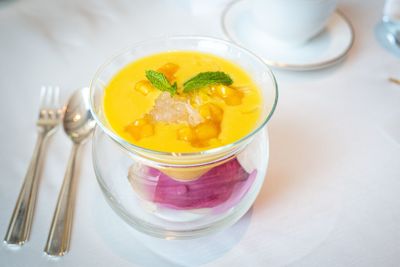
[222,0,354,71]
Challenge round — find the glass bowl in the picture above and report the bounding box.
[90,36,278,238]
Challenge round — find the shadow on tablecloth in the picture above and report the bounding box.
[92,193,252,267]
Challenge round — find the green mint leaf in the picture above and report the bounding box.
[145,70,177,95]
[183,71,233,93]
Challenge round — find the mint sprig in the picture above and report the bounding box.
[145,70,177,95]
[183,71,233,93]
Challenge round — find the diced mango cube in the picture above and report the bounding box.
[135,80,153,95]
[177,127,195,142]
[209,85,235,98]
[199,103,223,122]
[125,124,142,140]
[141,124,155,137]
[133,117,147,127]
[194,122,219,140]
[125,115,155,140]
[208,103,223,122]
[207,86,218,96]
[157,63,179,81]
[190,90,211,106]
[199,105,212,120]
[224,94,242,106]
[207,85,244,106]
[143,114,154,122]
[217,85,231,98]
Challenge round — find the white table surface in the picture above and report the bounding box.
[1,0,399,266]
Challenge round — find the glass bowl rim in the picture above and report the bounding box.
[89,35,278,157]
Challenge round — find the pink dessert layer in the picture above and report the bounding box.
[130,158,257,211]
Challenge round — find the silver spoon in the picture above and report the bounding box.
[44,87,95,256]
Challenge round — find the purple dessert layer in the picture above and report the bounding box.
[150,158,256,210]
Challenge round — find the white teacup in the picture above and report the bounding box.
[251,0,338,46]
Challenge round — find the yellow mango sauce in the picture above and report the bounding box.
[103,51,262,153]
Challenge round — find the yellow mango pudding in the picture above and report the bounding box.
[90,37,278,238]
[103,51,262,153]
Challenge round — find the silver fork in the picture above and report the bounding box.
[4,86,63,246]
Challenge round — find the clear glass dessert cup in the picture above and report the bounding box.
[90,36,278,239]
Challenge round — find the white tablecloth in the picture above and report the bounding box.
[1,0,399,266]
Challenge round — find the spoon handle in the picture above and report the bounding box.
[4,132,46,245]
[44,143,80,256]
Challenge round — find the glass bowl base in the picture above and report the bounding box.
[92,127,269,239]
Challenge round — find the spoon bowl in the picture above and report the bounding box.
[63,88,96,144]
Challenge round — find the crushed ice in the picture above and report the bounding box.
[149,92,202,126]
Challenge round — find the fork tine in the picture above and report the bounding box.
[50,87,60,120]
[53,86,60,107]
[40,86,46,108]
[46,86,53,108]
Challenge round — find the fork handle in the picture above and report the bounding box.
[4,132,46,245]
[44,143,80,256]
